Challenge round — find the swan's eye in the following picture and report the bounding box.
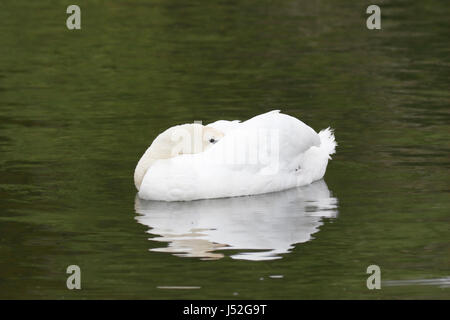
[209,138,217,144]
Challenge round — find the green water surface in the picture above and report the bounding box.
[0,0,448,299]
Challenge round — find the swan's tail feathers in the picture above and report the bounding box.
[318,127,337,159]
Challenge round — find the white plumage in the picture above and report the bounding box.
[137,110,337,201]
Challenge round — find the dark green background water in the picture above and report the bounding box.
[0,0,448,299]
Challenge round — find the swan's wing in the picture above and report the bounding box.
[207,120,241,134]
[209,109,320,157]
[240,110,321,163]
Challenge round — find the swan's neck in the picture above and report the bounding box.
[134,148,156,191]
[134,124,223,191]
[134,126,187,191]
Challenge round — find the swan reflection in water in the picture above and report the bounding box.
[134,180,338,261]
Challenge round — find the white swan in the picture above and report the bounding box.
[135,110,336,201]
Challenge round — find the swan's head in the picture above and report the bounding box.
[134,124,224,191]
